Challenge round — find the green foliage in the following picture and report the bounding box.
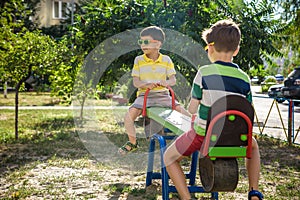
[0,0,39,30]
[0,0,72,94]
[264,76,276,83]
[249,64,267,82]
[0,28,62,89]
[49,38,80,104]
[261,75,276,92]
[0,0,74,139]
[272,0,300,70]
[214,0,283,71]
[0,0,296,109]
[71,0,283,94]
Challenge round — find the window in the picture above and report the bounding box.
[52,0,73,19]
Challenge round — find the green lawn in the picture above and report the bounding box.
[0,91,116,106]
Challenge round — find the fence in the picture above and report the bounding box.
[253,95,299,145]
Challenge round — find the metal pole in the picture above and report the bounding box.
[288,99,293,145]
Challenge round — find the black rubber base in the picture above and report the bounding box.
[199,157,239,192]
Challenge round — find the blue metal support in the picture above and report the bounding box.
[146,133,218,200]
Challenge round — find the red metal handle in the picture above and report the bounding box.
[142,85,176,117]
[142,88,151,117]
[166,85,176,110]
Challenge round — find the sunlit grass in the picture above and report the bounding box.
[0,92,61,106]
[0,91,120,106]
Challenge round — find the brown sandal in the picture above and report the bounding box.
[118,141,138,155]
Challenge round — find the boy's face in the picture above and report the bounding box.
[138,36,161,55]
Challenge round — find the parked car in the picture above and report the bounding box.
[267,84,285,103]
[251,76,259,84]
[263,75,276,82]
[282,67,300,99]
[275,74,284,83]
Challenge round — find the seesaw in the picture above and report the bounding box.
[142,87,254,200]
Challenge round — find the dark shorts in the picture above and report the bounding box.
[175,128,205,156]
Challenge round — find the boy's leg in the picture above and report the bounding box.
[164,143,191,200]
[246,137,261,198]
[124,107,141,148]
[164,129,203,200]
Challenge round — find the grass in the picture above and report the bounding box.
[0,91,118,106]
[0,91,62,106]
[0,92,300,199]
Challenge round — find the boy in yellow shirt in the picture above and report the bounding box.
[118,26,189,155]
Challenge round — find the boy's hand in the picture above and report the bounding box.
[158,80,168,87]
[147,83,158,89]
[147,81,168,89]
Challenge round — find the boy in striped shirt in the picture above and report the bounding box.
[164,20,264,200]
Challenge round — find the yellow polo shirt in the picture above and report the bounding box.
[131,53,176,96]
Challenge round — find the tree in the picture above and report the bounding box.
[0,0,74,139]
[274,0,300,71]
[0,0,40,95]
[0,28,65,139]
[212,0,283,71]
[0,0,40,31]
[71,0,282,90]
[28,0,287,117]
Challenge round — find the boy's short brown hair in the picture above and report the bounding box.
[140,26,165,43]
[202,19,241,52]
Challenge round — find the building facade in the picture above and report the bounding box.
[35,0,77,27]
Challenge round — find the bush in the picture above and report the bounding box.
[261,76,276,92]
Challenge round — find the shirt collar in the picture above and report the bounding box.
[143,53,163,63]
[214,61,239,68]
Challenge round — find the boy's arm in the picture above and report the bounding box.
[132,77,157,89]
[188,98,200,114]
[159,74,176,87]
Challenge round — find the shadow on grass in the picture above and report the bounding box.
[0,117,88,175]
[34,116,75,131]
[258,135,300,171]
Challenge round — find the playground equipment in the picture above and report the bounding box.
[143,87,254,200]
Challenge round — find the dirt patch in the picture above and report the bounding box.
[0,135,299,199]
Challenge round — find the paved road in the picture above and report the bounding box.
[252,86,299,144]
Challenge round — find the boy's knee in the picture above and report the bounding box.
[163,150,170,165]
[163,149,175,167]
[163,146,182,166]
[251,137,259,149]
[125,108,141,122]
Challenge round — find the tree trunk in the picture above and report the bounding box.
[4,81,7,98]
[14,66,32,140]
[15,83,20,140]
[80,96,86,122]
